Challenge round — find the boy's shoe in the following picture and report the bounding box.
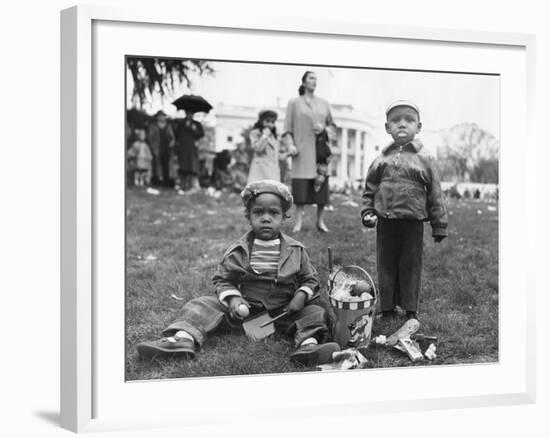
[376,309,398,319]
[136,337,196,359]
[406,311,419,320]
[290,342,340,367]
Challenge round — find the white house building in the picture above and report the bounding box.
[212,102,377,188]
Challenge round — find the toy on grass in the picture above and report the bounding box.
[242,294,320,341]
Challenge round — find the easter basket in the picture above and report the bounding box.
[327,262,378,349]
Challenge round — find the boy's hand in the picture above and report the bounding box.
[362,213,377,228]
[287,291,307,314]
[228,296,250,320]
[433,235,446,243]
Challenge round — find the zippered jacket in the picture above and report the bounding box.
[212,231,319,310]
[361,139,448,237]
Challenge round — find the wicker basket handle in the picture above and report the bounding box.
[330,265,378,303]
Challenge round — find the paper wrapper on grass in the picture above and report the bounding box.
[386,319,420,346]
[424,343,437,360]
[316,348,369,371]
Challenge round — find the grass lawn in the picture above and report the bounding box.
[126,187,498,380]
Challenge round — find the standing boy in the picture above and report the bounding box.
[361,100,447,320]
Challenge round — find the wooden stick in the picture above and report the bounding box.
[259,294,320,328]
[259,311,288,328]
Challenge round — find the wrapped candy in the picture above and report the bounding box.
[424,343,437,360]
[395,337,423,362]
[317,348,369,371]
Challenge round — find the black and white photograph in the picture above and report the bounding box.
[3,0,548,434]
[125,57,499,380]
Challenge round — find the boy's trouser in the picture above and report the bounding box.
[162,295,329,347]
[376,218,424,312]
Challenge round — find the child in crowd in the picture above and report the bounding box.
[128,128,153,186]
[361,100,447,320]
[248,109,297,184]
[137,179,340,366]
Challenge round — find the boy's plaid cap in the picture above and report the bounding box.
[241,179,293,212]
[385,100,420,118]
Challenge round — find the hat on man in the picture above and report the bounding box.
[385,100,420,119]
[154,110,168,118]
[241,179,293,212]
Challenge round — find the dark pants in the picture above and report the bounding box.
[162,295,329,347]
[376,218,424,312]
[178,171,199,190]
[159,147,171,186]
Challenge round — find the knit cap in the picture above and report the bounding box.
[241,179,293,212]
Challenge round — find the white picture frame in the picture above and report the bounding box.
[60,4,536,433]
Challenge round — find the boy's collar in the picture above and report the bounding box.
[382,138,424,155]
[228,230,303,255]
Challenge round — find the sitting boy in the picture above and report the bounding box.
[137,179,340,367]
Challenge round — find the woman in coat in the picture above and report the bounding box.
[283,71,336,233]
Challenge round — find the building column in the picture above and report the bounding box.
[340,128,348,185]
[362,131,370,179]
[354,129,361,181]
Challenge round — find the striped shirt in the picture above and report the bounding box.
[250,238,280,276]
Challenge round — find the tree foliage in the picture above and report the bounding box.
[437,123,499,183]
[127,57,214,108]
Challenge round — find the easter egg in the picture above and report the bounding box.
[360,292,374,301]
[351,280,372,297]
[238,304,250,318]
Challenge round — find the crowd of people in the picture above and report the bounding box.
[127,109,206,192]
[126,71,337,221]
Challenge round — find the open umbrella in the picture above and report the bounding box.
[172,94,213,114]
